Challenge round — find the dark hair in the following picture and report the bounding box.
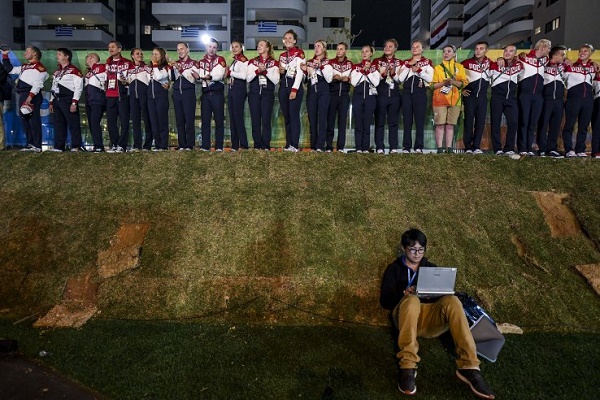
[401,229,427,249]
[549,45,567,58]
[475,41,489,49]
[27,45,42,60]
[108,40,122,50]
[284,29,298,42]
[257,40,273,58]
[444,44,457,53]
[177,42,189,49]
[207,37,218,46]
[337,42,348,50]
[152,47,168,70]
[231,40,244,54]
[130,47,142,57]
[56,47,72,62]
[362,44,374,54]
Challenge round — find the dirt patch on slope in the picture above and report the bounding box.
[97,223,151,279]
[575,264,600,296]
[532,192,581,238]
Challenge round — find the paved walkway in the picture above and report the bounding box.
[0,354,102,400]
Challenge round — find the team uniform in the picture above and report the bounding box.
[489,59,523,154]
[227,53,249,150]
[247,55,280,150]
[84,63,107,152]
[398,57,434,152]
[592,72,600,158]
[105,55,132,151]
[326,56,353,152]
[517,50,548,154]
[373,55,402,152]
[197,54,227,151]
[305,57,333,151]
[350,60,381,152]
[128,62,152,151]
[147,63,171,150]
[562,59,595,157]
[278,47,306,150]
[171,56,198,150]
[538,61,566,156]
[461,56,491,153]
[2,54,48,151]
[50,63,83,151]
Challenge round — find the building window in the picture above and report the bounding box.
[534,26,541,35]
[545,17,559,33]
[546,0,559,6]
[323,17,344,28]
[309,17,317,23]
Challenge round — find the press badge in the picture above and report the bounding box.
[108,78,116,90]
[440,85,451,94]
[386,75,394,89]
[286,65,296,78]
[369,84,377,96]
[259,75,267,87]
[310,73,318,85]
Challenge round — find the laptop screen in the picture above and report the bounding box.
[416,267,457,297]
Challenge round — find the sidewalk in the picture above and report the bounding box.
[0,354,102,400]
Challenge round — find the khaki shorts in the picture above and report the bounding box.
[433,105,461,125]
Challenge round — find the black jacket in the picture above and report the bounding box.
[379,255,438,310]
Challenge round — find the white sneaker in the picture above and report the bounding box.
[216,148,223,152]
[465,149,473,154]
[519,151,528,156]
[495,150,504,156]
[284,146,298,153]
[48,148,63,152]
[414,149,423,154]
[316,149,323,153]
[527,151,535,156]
[337,148,344,154]
[389,149,398,154]
[549,151,561,158]
[376,149,385,154]
[505,151,515,156]
[576,152,587,158]
[565,150,576,158]
[473,149,483,155]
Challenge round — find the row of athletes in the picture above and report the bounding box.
[2,33,600,158]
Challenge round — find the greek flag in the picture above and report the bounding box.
[55,26,74,37]
[257,21,277,33]
[182,26,200,38]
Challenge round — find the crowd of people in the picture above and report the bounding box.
[1,33,599,158]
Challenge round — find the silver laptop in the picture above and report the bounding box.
[416,267,457,297]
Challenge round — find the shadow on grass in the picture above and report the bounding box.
[1,319,599,399]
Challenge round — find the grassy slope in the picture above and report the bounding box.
[1,151,600,398]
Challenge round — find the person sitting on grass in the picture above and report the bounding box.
[380,228,495,399]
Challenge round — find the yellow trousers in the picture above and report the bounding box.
[0,103,4,149]
[393,294,480,370]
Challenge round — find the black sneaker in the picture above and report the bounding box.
[398,368,417,395]
[456,369,495,399]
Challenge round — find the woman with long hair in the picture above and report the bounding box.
[278,29,306,152]
[301,40,333,152]
[350,45,380,153]
[147,47,171,151]
[128,47,152,151]
[228,41,249,151]
[247,40,280,150]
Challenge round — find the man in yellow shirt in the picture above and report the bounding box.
[431,45,468,153]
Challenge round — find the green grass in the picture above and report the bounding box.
[1,151,600,398]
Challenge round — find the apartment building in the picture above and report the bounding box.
[532,0,600,49]
[429,0,464,49]
[411,0,431,47]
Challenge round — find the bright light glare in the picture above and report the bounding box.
[201,34,210,45]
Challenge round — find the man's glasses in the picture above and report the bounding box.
[407,247,425,255]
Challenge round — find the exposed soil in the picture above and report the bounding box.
[97,223,151,279]
[532,192,581,238]
[575,264,600,296]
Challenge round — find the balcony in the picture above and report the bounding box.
[27,25,113,49]
[25,1,114,25]
[463,3,487,31]
[489,17,533,47]
[245,21,306,50]
[462,24,488,48]
[152,26,229,51]
[489,0,533,25]
[153,2,229,26]
[431,3,464,28]
[246,0,306,20]
[464,0,486,14]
